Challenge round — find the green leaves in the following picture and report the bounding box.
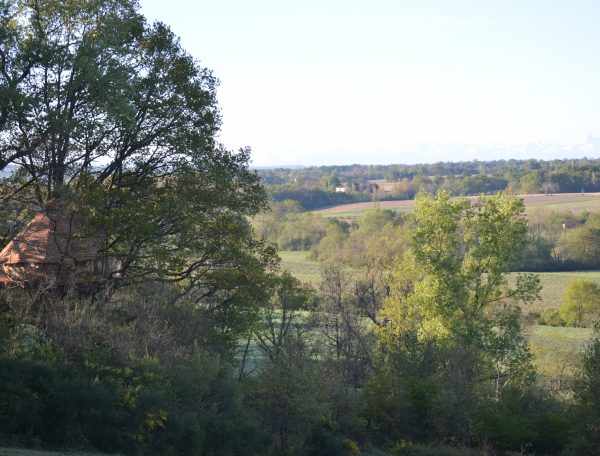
[380,192,539,399]
[0,0,276,343]
[387,192,536,340]
[560,279,600,327]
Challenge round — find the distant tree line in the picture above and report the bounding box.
[261,158,600,209]
[269,187,367,210]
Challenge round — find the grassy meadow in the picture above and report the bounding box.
[315,192,600,219]
[528,325,593,379]
[279,250,597,378]
[278,251,322,284]
[525,270,600,312]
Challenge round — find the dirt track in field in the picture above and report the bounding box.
[315,192,600,215]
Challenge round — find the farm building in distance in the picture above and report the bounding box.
[0,201,117,290]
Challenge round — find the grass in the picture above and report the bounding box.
[315,192,600,219]
[278,250,322,284]
[526,270,600,313]
[528,325,593,379]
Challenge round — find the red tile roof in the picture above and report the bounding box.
[0,206,99,267]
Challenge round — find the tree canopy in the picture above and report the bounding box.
[560,279,600,327]
[381,192,539,344]
[0,0,273,295]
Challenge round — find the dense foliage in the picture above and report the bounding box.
[2,1,600,455]
[3,193,600,455]
[0,0,273,291]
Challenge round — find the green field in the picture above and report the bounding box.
[278,250,322,284]
[528,325,593,379]
[315,192,600,219]
[525,270,600,313]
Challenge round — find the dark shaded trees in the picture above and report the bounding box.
[569,324,600,454]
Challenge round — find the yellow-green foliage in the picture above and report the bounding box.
[312,208,407,269]
[559,279,600,327]
[380,192,540,344]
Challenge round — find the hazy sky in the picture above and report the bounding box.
[141,0,600,166]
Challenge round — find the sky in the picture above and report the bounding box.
[141,0,600,167]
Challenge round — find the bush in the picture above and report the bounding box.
[389,441,479,456]
[0,359,130,452]
[303,425,361,456]
[566,325,600,454]
[0,355,268,455]
[473,388,571,454]
[560,279,600,327]
[538,309,565,326]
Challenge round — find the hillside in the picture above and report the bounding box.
[314,192,600,218]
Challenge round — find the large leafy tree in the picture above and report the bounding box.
[1,0,218,188]
[381,192,539,346]
[0,0,274,311]
[374,193,540,441]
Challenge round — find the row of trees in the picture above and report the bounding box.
[519,210,600,271]
[262,160,600,210]
[257,199,600,273]
[259,158,600,184]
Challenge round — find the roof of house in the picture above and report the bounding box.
[0,204,99,266]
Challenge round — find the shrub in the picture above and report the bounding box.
[566,324,600,455]
[538,309,565,326]
[473,388,571,454]
[560,279,600,327]
[0,355,268,455]
[0,359,129,452]
[389,441,480,456]
[303,425,361,456]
